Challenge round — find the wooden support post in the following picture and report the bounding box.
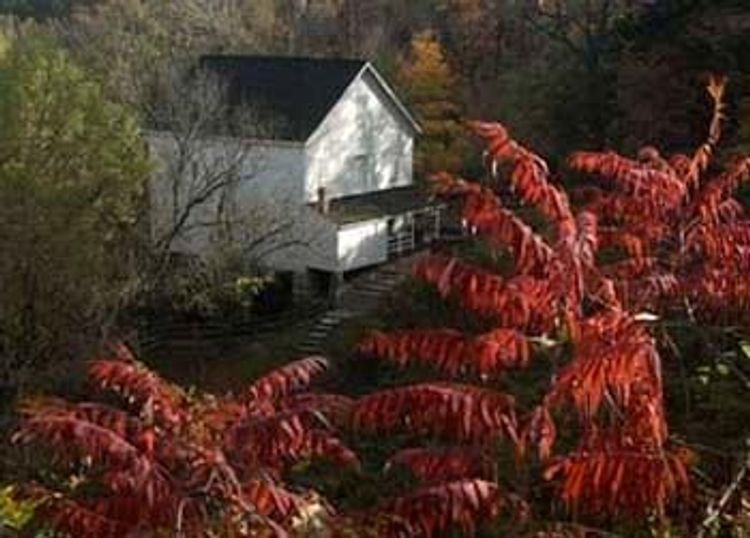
[328,271,343,308]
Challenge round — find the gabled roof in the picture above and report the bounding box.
[200,55,420,142]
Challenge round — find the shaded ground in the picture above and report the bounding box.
[144,320,316,394]
[141,253,424,394]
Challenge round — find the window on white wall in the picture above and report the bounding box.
[352,153,372,191]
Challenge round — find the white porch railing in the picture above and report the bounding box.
[387,232,416,257]
[386,205,448,258]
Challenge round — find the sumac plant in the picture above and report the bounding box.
[12,343,359,537]
[353,76,740,534]
[12,76,750,537]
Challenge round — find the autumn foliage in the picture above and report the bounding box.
[353,76,739,531]
[12,75,750,536]
[13,344,357,536]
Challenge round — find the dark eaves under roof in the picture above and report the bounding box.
[322,185,438,225]
[200,55,367,142]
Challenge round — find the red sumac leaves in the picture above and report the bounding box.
[544,448,691,518]
[246,355,328,402]
[383,479,504,538]
[359,327,530,378]
[353,383,517,444]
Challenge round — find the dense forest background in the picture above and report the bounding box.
[1,0,749,402]
[2,0,750,418]
[2,0,749,162]
[4,1,750,535]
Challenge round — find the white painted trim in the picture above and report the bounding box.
[336,216,386,231]
[361,63,422,135]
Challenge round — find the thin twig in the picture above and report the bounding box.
[698,449,750,537]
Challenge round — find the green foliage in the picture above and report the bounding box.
[0,485,36,531]
[0,34,149,399]
[56,0,296,108]
[150,253,273,320]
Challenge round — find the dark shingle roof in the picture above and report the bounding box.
[200,55,367,142]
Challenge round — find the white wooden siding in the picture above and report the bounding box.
[336,219,389,271]
[262,206,340,272]
[148,133,337,270]
[148,63,417,275]
[304,69,414,203]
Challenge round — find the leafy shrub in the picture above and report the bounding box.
[11,344,357,536]
[351,75,742,534]
[12,75,750,537]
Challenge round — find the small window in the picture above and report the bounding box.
[352,154,371,187]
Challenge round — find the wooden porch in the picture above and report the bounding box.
[386,205,444,259]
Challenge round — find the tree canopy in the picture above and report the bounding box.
[0,34,149,398]
[397,30,469,175]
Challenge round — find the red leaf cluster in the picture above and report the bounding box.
[359,327,529,378]
[383,479,503,538]
[389,102,732,525]
[544,445,690,518]
[245,355,329,402]
[14,350,355,536]
[88,358,186,427]
[385,447,495,484]
[348,75,734,531]
[413,254,558,330]
[230,410,360,470]
[563,76,750,321]
[549,310,664,423]
[568,150,687,216]
[353,383,517,443]
[470,120,574,230]
[433,176,557,276]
